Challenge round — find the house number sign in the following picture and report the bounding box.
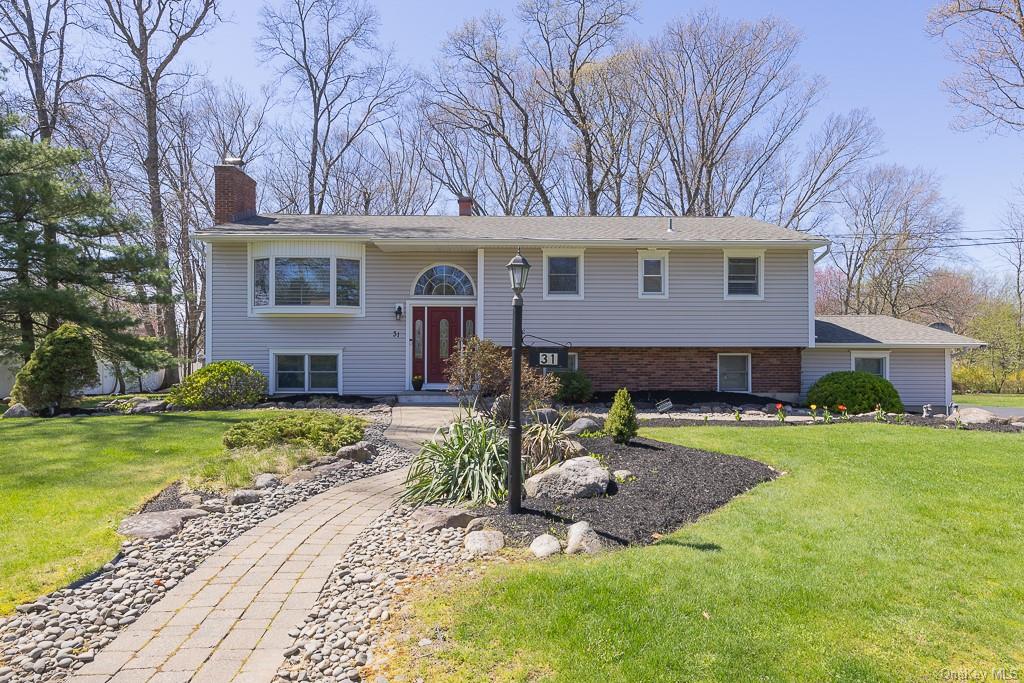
[528,347,568,369]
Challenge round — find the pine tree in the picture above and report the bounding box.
[606,388,639,444]
[0,116,168,368]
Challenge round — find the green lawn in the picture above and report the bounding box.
[390,424,1024,682]
[0,411,267,614]
[955,393,1024,409]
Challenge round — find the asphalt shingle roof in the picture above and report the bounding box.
[197,213,826,245]
[815,315,984,347]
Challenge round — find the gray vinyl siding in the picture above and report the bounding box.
[482,247,811,347]
[208,243,477,394]
[801,347,948,408]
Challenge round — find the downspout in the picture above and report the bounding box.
[813,243,831,264]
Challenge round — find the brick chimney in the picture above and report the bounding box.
[214,158,257,224]
[457,195,474,216]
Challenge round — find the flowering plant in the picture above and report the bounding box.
[775,402,786,423]
[809,403,818,421]
[822,405,833,424]
[837,403,848,420]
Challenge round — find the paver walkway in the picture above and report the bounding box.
[71,468,407,683]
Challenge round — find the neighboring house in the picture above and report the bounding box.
[0,362,164,398]
[196,162,983,409]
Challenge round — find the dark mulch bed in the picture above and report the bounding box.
[585,389,788,408]
[476,435,778,547]
[641,415,1024,433]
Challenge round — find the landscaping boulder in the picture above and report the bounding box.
[130,399,167,414]
[563,417,602,436]
[410,505,480,532]
[565,521,603,555]
[312,460,354,476]
[524,456,610,499]
[117,509,207,539]
[529,534,561,559]
[253,473,281,489]
[464,529,505,556]
[284,470,316,484]
[533,408,560,425]
[179,493,202,507]
[613,469,633,481]
[197,498,225,513]
[336,440,376,463]
[947,407,999,425]
[227,489,264,505]
[1,402,33,418]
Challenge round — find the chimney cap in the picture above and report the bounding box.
[222,155,244,167]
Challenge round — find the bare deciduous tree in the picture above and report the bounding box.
[830,165,963,316]
[257,0,407,215]
[93,0,220,385]
[929,1,1024,131]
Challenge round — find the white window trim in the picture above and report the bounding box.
[248,244,365,317]
[543,248,585,300]
[717,353,752,393]
[568,351,579,372]
[850,350,890,379]
[268,350,344,395]
[723,248,765,301]
[409,262,477,298]
[637,249,669,299]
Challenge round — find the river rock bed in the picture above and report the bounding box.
[0,409,406,683]
[273,506,471,683]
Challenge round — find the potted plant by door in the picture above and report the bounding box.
[411,375,424,391]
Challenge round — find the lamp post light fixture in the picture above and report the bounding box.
[505,248,531,514]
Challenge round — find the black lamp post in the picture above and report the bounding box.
[506,248,531,514]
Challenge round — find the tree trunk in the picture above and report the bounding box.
[141,80,180,387]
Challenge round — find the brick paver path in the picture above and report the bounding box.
[70,468,407,683]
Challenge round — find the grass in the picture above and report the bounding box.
[384,424,1024,682]
[183,444,322,491]
[0,410,293,614]
[955,393,1024,409]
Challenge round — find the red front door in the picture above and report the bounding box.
[427,307,462,384]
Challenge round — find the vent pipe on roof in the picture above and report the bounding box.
[667,218,674,233]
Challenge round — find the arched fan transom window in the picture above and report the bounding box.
[413,265,474,296]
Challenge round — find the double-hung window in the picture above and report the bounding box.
[724,250,764,300]
[543,249,584,299]
[251,246,364,314]
[273,353,341,393]
[638,250,668,298]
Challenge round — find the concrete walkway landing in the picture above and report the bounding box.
[386,405,461,452]
[70,468,407,683]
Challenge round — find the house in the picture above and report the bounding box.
[196,161,983,409]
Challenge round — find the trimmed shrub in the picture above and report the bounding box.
[606,388,639,444]
[445,337,560,413]
[556,370,594,404]
[402,414,510,505]
[806,371,904,414]
[222,411,366,454]
[170,360,267,409]
[12,323,99,411]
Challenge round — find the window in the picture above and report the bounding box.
[275,355,306,391]
[567,351,579,372]
[414,319,424,360]
[250,250,363,312]
[543,249,584,299]
[414,265,473,296]
[718,354,751,393]
[275,258,331,306]
[852,352,889,379]
[273,352,341,393]
[253,258,270,306]
[335,258,360,307]
[724,250,764,299]
[638,250,668,298]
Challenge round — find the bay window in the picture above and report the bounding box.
[250,243,364,314]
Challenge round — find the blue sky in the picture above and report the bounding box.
[189,0,1021,273]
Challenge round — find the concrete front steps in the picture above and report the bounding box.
[395,391,460,406]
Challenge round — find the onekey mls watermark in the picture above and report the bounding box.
[938,667,1021,681]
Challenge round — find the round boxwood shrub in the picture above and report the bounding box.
[170,360,267,409]
[11,323,99,411]
[556,370,593,403]
[806,370,904,414]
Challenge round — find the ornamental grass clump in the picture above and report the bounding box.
[606,388,639,444]
[222,411,366,454]
[403,413,510,505]
[522,414,583,474]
